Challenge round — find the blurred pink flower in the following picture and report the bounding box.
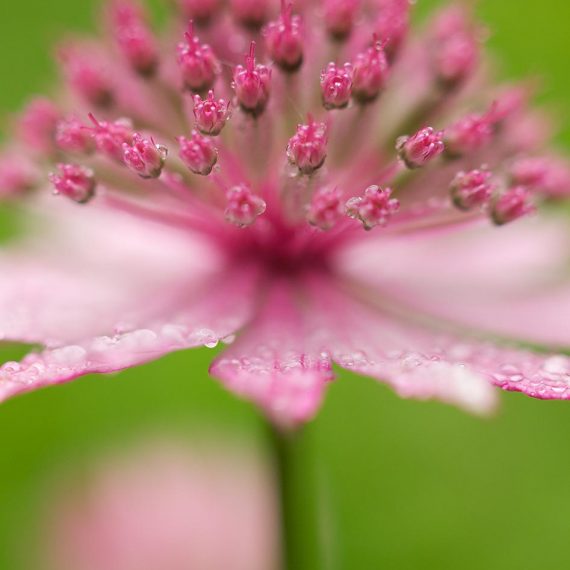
[1,0,570,426]
[41,441,278,570]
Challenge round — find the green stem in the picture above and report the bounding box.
[266,421,329,570]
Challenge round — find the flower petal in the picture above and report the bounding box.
[339,215,570,348]
[210,281,334,426]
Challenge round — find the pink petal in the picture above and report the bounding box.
[210,281,334,427]
[339,215,570,348]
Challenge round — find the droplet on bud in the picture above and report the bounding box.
[224,183,267,227]
[123,133,167,178]
[450,168,494,211]
[193,90,231,136]
[320,62,353,110]
[396,127,444,169]
[49,163,96,204]
[491,186,535,226]
[287,117,328,175]
[346,185,399,230]
[178,131,218,175]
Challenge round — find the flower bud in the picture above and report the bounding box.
[450,168,494,210]
[263,2,304,72]
[352,39,389,104]
[123,133,167,178]
[224,183,267,227]
[233,42,272,116]
[346,185,399,230]
[397,127,444,169]
[193,90,231,136]
[287,118,328,175]
[49,163,96,203]
[178,131,218,175]
[320,62,353,110]
[307,186,343,230]
[491,186,535,226]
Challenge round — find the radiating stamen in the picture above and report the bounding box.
[49,163,97,203]
[224,183,267,227]
[123,133,168,179]
[307,186,343,230]
[346,185,399,230]
[232,42,272,116]
[287,117,328,175]
[193,90,231,136]
[263,1,304,72]
[177,22,221,93]
[397,127,445,169]
[491,186,535,226]
[320,62,353,110]
[178,130,218,175]
[450,168,494,211]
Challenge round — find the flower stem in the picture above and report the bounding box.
[267,421,329,570]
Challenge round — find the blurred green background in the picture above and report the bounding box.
[1,1,570,568]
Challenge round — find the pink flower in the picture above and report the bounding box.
[42,440,278,570]
[2,2,570,427]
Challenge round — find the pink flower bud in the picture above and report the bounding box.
[180,0,221,25]
[177,24,221,93]
[450,168,494,211]
[287,118,328,175]
[59,44,114,108]
[178,131,218,175]
[55,116,95,154]
[346,185,399,230]
[233,42,272,116]
[87,114,133,163]
[307,186,343,230]
[396,127,445,169]
[323,0,360,41]
[431,7,479,88]
[491,186,535,226]
[193,90,231,136]
[224,183,267,227]
[123,133,167,178]
[230,0,271,29]
[0,154,39,197]
[352,39,389,104]
[510,156,570,198]
[49,163,97,204]
[17,98,60,153]
[263,2,304,72]
[320,62,353,110]
[110,0,159,76]
[374,0,410,60]
[444,111,495,158]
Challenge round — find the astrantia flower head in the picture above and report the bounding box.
[2,0,570,427]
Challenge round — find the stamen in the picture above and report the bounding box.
[232,42,272,116]
[444,110,495,158]
[224,183,267,227]
[287,117,328,175]
[374,0,410,60]
[491,186,535,226]
[110,0,159,77]
[123,133,168,179]
[59,44,114,108]
[229,0,271,29]
[431,7,479,89]
[323,0,360,42]
[351,37,390,104]
[450,168,494,211]
[307,186,343,230]
[0,154,39,197]
[396,127,445,169]
[56,116,95,154]
[87,113,134,163]
[193,90,231,136]
[178,130,218,175]
[320,62,353,110]
[177,22,221,93]
[263,1,304,72]
[345,185,399,230]
[17,98,60,153]
[49,163,97,204]
[510,156,570,198]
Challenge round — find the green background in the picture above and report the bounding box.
[1,1,570,568]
